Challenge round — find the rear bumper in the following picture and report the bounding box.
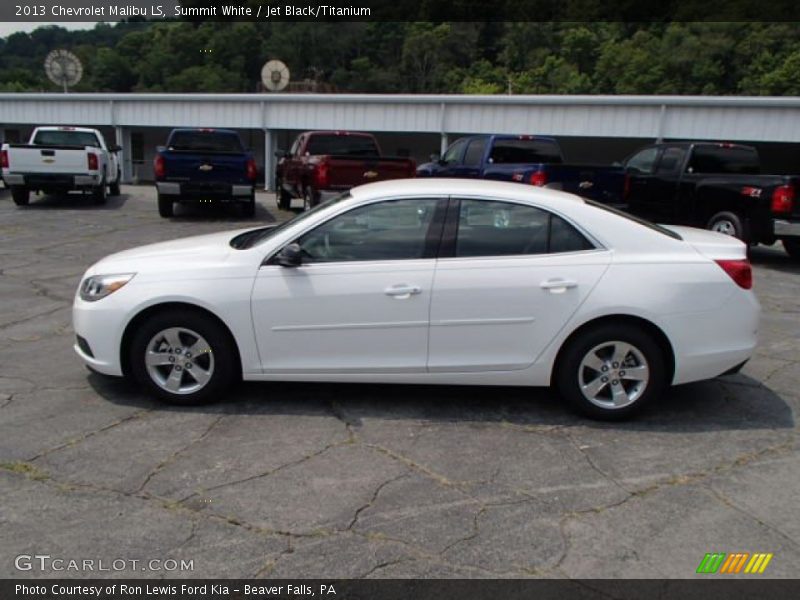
[156,181,254,199]
[3,172,100,189]
[774,219,800,238]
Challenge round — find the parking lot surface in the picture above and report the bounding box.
[1,186,799,579]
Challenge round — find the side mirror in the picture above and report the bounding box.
[276,243,303,267]
[110,145,122,153]
[274,149,288,158]
[429,153,440,163]
[612,161,622,167]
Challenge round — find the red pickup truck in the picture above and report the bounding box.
[275,131,416,210]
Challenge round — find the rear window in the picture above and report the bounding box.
[32,130,99,148]
[688,146,760,174]
[586,200,683,240]
[489,139,563,164]
[168,131,243,153]
[305,135,379,157]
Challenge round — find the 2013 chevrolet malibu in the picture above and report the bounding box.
[73,179,759,419]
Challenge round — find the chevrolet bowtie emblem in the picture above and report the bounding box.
[199,164,213,171]
[363,170,378,179]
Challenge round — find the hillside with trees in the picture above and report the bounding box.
[2,21,800,95]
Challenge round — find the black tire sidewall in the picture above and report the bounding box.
[129,309,236,405]
[556,323,667,420]
[783,238,800,260]
[11,187,29,206]
[707,211,745,240]
[158,193,174,217]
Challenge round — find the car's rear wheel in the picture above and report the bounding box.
[11,186,29,206]
[241,194,256,218]
[302,187,319,211]
[92,180,107,205]
[555,323,667,420]
[110,171,121,196]
[707,211,745,240]
[129,310,236,405]
[158,193,174,218]
[276,180,292,211]
[783,238,800,261]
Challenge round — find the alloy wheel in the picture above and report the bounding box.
[144,327,214,395]
[578,340,650,409]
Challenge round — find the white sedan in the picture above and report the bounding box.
[73,179,759,419]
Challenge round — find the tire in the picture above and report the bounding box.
[241,194,256,218]
[110,171,121,196]
[707,211,745,240]
[11,186,29,206]
[302,187,319,211]
[783,238,800,261]
[555,323,667,420]
[92,180,108,205]
[129,309,237,405]
[276,180,292,211]
[158,193,174,218]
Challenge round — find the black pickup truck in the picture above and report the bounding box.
[621,142,800,259]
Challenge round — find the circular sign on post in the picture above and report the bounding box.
[44,49,83,93]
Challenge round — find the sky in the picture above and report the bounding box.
[0,22,97,39]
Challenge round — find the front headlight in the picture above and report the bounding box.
[79,273,135,302]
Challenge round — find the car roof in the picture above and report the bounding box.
[349,178,585,206]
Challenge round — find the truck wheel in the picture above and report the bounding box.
[158,193,174,218]
[783,239,800,261]
[276,182,292,211]
[110,171,121,196]
[707,211,745,240]
[555,323,667,421]
[11,186,29,206]
[92,180,108,205]
[241,194,256,218]
[302,188,319,211]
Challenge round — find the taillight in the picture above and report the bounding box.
[1,149,8,169]
[622,173,631,201]
[153,155,165,179]
[314,160,329,189]
[715,259,753,290]
[771,184,794,215]
[246,158,257,182]
[529,170,547,186]
[87,153,98,171]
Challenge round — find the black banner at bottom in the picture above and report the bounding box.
[3,579,800,600]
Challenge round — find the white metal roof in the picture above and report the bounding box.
[2,93,800,142]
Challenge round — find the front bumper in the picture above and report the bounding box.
[72,295,128,376]
[774,219,800,238]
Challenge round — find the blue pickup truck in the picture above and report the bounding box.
[417,134,625,204]
[154,128,258,218]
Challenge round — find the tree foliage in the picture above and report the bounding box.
[1,21,799,95]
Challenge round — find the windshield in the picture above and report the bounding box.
[33,130,99,147]
[586,200,683,240]
[230,193,352,249]
[306,135,380,157]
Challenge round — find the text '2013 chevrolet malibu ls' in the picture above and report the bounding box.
[73,179,759,420]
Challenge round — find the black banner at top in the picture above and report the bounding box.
[3,0,800,22]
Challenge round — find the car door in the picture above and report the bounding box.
[432,138,469,177]
[449,137,487,178]
[624,146,661,219]
[251,197,446,373]
[427,198,610,372]
[647,146,687,223]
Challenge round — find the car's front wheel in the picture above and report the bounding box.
[555,323,667,420]
[129,310,237,405]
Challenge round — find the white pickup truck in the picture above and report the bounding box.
[1,126,121,206]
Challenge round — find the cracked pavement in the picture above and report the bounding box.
[1,186,799,579]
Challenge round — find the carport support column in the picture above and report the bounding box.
[440,133,449,157]
[115,126,132,184]
[263,128,276,191]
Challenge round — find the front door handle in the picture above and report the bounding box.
[540,279,578,294]
[385,284,422,299]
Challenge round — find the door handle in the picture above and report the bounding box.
[540,279,578,293]
[385,284,422,299]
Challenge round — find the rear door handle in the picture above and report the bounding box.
[540,279,578,293]
[385,284,422,299]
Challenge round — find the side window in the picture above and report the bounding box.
[297,198,440,263]
[626,147,660,174]
[463,138,487,167]
[656,147,686,174]
[289,137,300,156]
[442,139,468,165]
[454,200,593,257]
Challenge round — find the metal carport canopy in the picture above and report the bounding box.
[2,93,800,142]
